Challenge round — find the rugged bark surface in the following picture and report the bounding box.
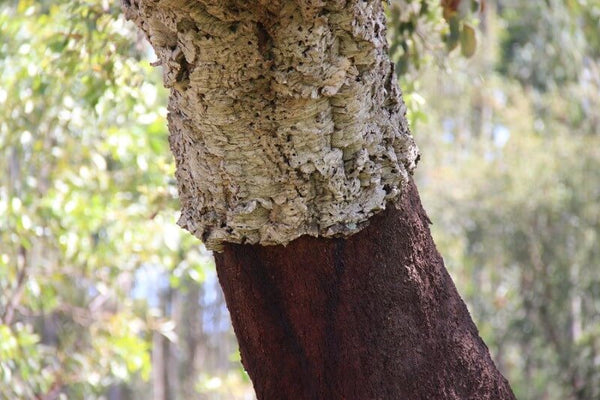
[124,1,516,398]
[215,180,516,400]
[123,0,419,250]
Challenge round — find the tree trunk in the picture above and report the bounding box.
[153,289,173,400]
[123,1,515,398]
[122,0,418,251]
[215,180,514,399]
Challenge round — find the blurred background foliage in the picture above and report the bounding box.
[0,0,598,399]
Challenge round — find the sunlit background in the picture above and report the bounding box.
[1,0,599,399]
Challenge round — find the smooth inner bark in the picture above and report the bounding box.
[215,180,516,400]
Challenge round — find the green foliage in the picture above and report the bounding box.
[388,0,483,75]
[498,0,600,90]
[387,0,485,129]
[422,125,600,400]
[414,2,600,398]
[388,1,444,76]
[0,0,215,398]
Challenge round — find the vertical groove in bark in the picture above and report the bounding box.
[215,180,516,400]
[123,0,419,250]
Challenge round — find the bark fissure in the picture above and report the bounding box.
[323,238,345,397]
[219,238,322,399]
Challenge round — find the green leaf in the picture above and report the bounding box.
[460,23,477,57]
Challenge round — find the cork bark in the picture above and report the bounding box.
[122,0,419,250]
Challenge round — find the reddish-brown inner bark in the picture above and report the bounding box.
[215,180,515,399]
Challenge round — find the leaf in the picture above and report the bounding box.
[461,23,477,58]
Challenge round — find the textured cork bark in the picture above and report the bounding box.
[123,0,419,250]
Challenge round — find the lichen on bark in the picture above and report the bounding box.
[123,0,419,251]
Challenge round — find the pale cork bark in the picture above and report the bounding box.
[123,0,419,250]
